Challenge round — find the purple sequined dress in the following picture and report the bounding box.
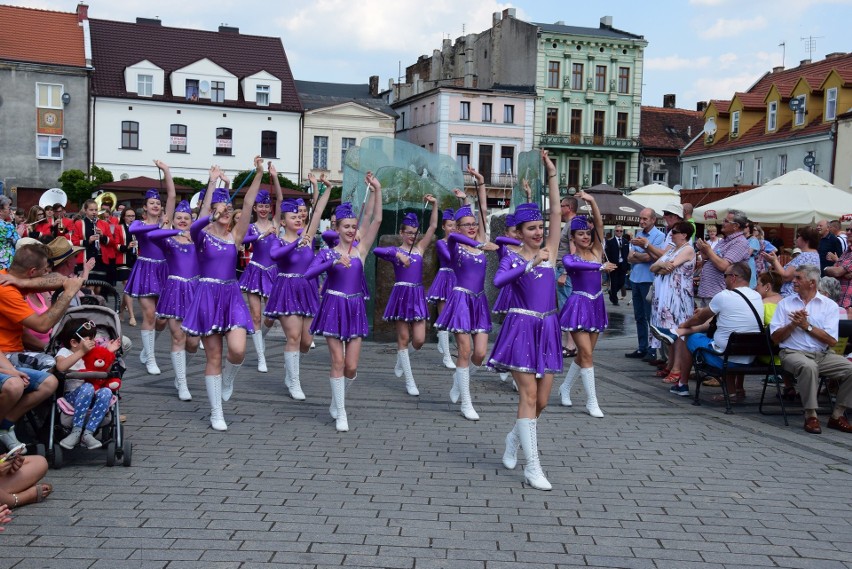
[305,248,369,340]
[434,233,491,334]
[487,257,562,377]
[426,239,456,303]
[373,246,428,322]
[238,224,276,298]
[182,216,254,336]
[558,254,608,333]
[264,237,320,318]
[124,221,168,297]
[491,236,521,314]
[150,229,199,320]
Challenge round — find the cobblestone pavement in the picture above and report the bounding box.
[4,303,852,569]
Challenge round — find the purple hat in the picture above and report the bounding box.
[211,188,230,205]
[280,199,299,214]
[322,230,340,248]
[335,202,355,220]
[175,200,191,214]
[505,214,516,227]
[401,213,419,229]
[514,203,543,225]
[442,208,455,221]
[570,215,590,232]
[296,198,306,208]
[454,205,474,221]
[145,189,160,201]
[256,190,271,205]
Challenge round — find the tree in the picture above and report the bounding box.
[172,177,205,191]
[231,169,301,191]
[58,165,114,207]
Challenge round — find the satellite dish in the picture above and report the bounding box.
[789,98,801,111]
[199,80,210,93]
[120,173,129,180]
[703,117,717,136]
[673,184,682,193]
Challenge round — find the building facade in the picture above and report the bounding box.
[638,99,704,189]
[835,110,852,191]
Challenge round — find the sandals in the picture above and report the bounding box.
[662,373,681,384]
[702,377,721,387]
[655,368,671,378]
[35,483,52,503]
[711,392,746,403]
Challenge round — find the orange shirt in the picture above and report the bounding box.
[0,269,36,352]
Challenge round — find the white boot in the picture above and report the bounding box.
[141,330,160,375]
[438,331,456,369]
[330,377,348,432]
[171,350,191,401]
[284,351,305,400]
[330,375,355,419]
[456,367,479,421]
[397,349,419,396]
[252,333,267,373]
[560,362,580,407]
[394,350,403,378]
[502,422,520,470]
[205,375,227,431]
[499,372,509,382]
[221,359,242,402]
[580,367,604,418]
[449,369,460,403]
[517,418,551,490]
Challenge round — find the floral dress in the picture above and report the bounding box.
[651,244,695,333]
[0,220,19,270]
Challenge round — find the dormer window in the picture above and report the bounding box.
[794,95,806,126]
[186,79,199,101]
[138,74,153,97]
[256,85,270,106]
[211,81,225,103]
[767,101,777,131]
[731,111,740,137]
[826,87,838,121]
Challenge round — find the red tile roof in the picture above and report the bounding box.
[640,106,704,150]
[89,18,302,113]
[709,99,731,114]
[683,115,832,157]
[0,5,87,67]
[747,53,852,98]
[732,91,765,110]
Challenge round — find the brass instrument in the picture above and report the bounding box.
[94,191,118,216]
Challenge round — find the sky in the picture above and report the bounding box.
[11,0,852,109]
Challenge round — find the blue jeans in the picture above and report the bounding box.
[630,280,653,353]
[555,267,573,310]
[0,367,52,392]
[686,333,748,370]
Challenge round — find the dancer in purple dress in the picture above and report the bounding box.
[266,171,331,401]
[125,160,177,375]
[492,215,521,315]
[434,167,497,420]
[150,198,200,401]
[303,172,383,432]
[558,191,616,419]
[427,208,458,369]
[373,196,439,396]
[182,159,263,431]
[487,151,562,490]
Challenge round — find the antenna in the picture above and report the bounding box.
[462,23,465,34]
[800,36,823,60]
[778,41,786,68]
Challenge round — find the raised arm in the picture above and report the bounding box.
[467,165,489,242]
[542,151,562,253]
[269,162,283,232]
[303,174,333,245]
[155,160,177,223]
[234,156,264,246]
[416,194,439,254]
[199,165,219,219]
[575,190,604,255]
[357,172,383,255]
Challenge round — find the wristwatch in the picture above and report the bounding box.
[806,324,814,333]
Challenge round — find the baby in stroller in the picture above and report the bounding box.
[54,318,121,450]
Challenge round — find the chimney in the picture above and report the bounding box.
[600,16,613,29]
[136,17,161,26]
[772,65,784,73]
[76,3,88,23]
[696,101,708,112]
[369,75,379,97]
[442,38,451,49]
[663,94,676,108]
[554,21,565,26]
[800,58,812,66]
[502,8,516,19]
[218,25,239,34]
[493,11,502,26]
[826,52,847,60]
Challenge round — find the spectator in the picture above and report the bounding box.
[0,451,51,509]
[752,225,777,278]
[830,220,847,253]
[825,246,852,315]
[604,225,630,306]
[14,208,27,237]
[816,219,843,275]
[768,228,785,250]
[694,209,750,308]
[818,276,846,319]
[705,224,721,250]
[555,196,578,357]
[683,202,696,241]
[116,208,138,325]
[762,226,820,297]
[625,208,665,360]
[770,264,852,434]
[0,196,19,270]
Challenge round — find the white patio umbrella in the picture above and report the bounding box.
[693,169,852,224]
[628,183,680,216]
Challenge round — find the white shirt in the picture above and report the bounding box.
[709,287,764,363]
[770,291,840,352]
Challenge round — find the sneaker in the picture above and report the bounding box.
[59,428,82,450]
[0,426,25,453]
[669,383,690,397]
[650,325,677,345]
[81,431,103,450]
[625,350,646,359]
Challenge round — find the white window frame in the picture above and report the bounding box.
[690,166,698,189]
[794,95,806,126]
[36,134,63,160]
[137,74,153,97]
[341,137,356,168]
[312,136,328,169]
[731,111,740,137]
[211,81,225,103]
[826,87,838,121]
[778,154,788,176]
[712,163,721,187]
[482,103,492,123]
[460,101,470,121]
[754,157,763,184]
[256,84,270,107]
[36,83,63,109]
[767,101,777,131]
[735,159,744,182]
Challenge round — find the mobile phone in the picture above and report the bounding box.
[0,443,26,463]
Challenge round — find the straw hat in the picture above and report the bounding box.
[45,237,84,267]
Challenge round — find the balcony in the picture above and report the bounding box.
[463,173,517,187]
[539,132,640,150]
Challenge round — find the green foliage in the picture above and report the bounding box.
[172,177,205,191]
[231,170,301,190]
[58,165,114,207]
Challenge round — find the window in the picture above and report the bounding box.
[256,85,270,106]
[571,63,584,90]
[313,136,328,169]
[690,166,698,188]
[413,106,419,126]
[778,154,788,176]
[591,160,604,186]
[456,143,471,171]
[735,159,744,182]
[479,144,493,181]
[548,61,560,88]
[216,127,233,156]
[137,74,153,97]
[595,65,607,91]
[731,111,740,137]
[712,163,721,186]
[794,95,806,126]
[185,79,199,101]
[169,124,187,153]
[568,159,580,188]
[616,112,628,139]
[500,146,514,175]
[617,67,630,94]
[121,121,139,149]
[570,109,582,142]
[652,171,667,183]
[593,111,605,143]
[767,101,777,131]
[341,137,356,166]
[546,108,558,134]
[826,87,838,121]
[503,104,514,124]
[482,103,492,123]
[398,111,406,130]
[754,157,763,184]
[261,130,277,158]
[36,83,63,108]
[614,161,627,188]
[460,101,470,121]
[211,81,225,103]
[36,135,62,159]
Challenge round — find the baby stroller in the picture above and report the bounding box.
[44,281,132,468]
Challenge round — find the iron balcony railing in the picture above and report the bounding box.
[539,133,640,148]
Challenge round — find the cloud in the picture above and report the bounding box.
[699,16,768,39]
[646,55,712,71]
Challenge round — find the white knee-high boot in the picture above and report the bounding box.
[394,350,403,377]
[252,333,267,373]
[221,359,242,402]
[456,367,479,421]
[205,375,227,431]
[330,375,355,419]
[517,418,551,490]
[397,349,419,396]
[580,367,604,418]
[140,330,161,375]
[449,368,460,403]
[330,377,348,432]
[502,421,521,469]
[560,362,581,407]
[284,351,305,400]
[438,331,456,369]
[171,350,191,401]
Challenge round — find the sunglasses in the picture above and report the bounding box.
[75,320,96,341]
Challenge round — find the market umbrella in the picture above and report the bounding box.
[628,183,680,216]
[693,169,852,224]
[575,184,645,226]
